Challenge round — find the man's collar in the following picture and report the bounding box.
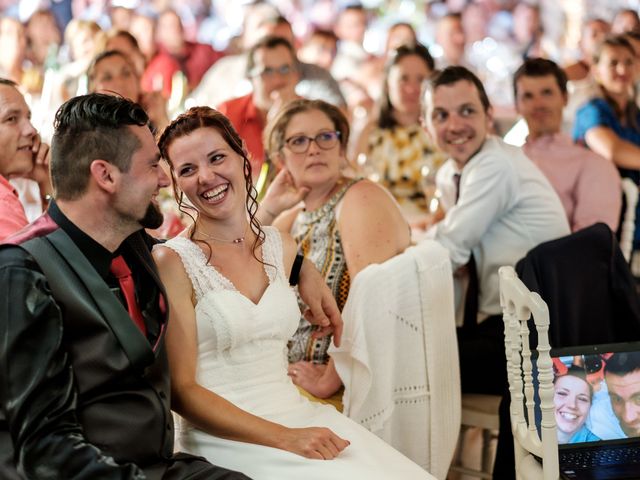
[48,200,114,279]
[524,131,570,147]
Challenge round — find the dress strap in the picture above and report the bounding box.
[334,178,361,221]
[261,226,287,284]
[328,178,360,209]
[160,236,234,302]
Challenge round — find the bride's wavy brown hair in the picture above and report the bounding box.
[157,106,265,264]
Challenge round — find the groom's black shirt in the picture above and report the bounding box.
[47,201,163,343]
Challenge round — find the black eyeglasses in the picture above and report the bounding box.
[284,131,341,153]
[249,64,296,78]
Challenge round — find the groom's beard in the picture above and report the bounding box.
[140,202,164,230]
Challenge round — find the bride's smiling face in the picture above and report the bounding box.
[167,127,247,220]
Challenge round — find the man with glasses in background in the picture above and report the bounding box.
[218,36,300,182]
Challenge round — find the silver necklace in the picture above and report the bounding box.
[195,223,249,245]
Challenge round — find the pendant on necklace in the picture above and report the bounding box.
[195,223,248,245]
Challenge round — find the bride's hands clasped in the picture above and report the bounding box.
[276,425,350,460]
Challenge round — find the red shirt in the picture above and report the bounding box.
[0,175,29,241]
[142,42,223,97]
[217,93,265,176]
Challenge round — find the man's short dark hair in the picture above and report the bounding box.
[427,66,491,112]
[512,57,568,101]
[51,93,149,201]
[605,352,640,377]
[246,35,298,78]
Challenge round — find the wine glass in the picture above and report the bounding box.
[420,164,441,214]
[357,153,380,182]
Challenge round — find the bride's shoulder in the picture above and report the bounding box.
[152,243,195,300]
[151,232,192,268]
[152,239,189,275]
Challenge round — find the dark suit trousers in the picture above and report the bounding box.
[150,453,253,480]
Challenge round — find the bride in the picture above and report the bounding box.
[152,106,433,479]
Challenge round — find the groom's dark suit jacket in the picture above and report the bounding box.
[0,202,247,480]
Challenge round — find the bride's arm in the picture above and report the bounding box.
[152,245,350,460]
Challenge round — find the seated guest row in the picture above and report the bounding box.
[0,38,639,480]
[0,92,432,479]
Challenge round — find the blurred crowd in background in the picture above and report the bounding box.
[1,0,636,133]
[2,0,640,235]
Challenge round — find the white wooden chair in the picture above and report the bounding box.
[450,393,501,479]
[330,240,460,478]
[499,266,559,480]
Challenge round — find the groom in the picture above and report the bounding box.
[0,93,342,479]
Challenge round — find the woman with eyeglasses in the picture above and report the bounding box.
[261,99,410,400]
[152,106,432,479]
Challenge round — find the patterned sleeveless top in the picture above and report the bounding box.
[287,178,360,364]
[367,124,445,216]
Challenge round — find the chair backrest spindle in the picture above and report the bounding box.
[499,266,559,479]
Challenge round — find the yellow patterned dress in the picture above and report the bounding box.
[366,124,445,221]
[287,179,360,364]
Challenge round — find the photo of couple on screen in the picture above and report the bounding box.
[553,352,640,444]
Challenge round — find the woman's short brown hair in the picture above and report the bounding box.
[264,99,350,162]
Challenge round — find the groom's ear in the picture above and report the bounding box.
[89,159,118,194]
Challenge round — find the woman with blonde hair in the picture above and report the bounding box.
[261,99,411,399]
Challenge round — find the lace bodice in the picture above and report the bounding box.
[164,227,287,304]
[161,227,302,417]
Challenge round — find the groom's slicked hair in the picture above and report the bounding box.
[51,93,149,200]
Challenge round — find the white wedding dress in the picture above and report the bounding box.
[163,227,433,480]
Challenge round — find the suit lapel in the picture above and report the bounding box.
[47,228,155,370]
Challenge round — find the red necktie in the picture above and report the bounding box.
[110,255,147,336]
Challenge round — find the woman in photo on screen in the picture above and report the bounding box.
[554,366,601,444]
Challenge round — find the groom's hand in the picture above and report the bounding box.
[297,259,343,347]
